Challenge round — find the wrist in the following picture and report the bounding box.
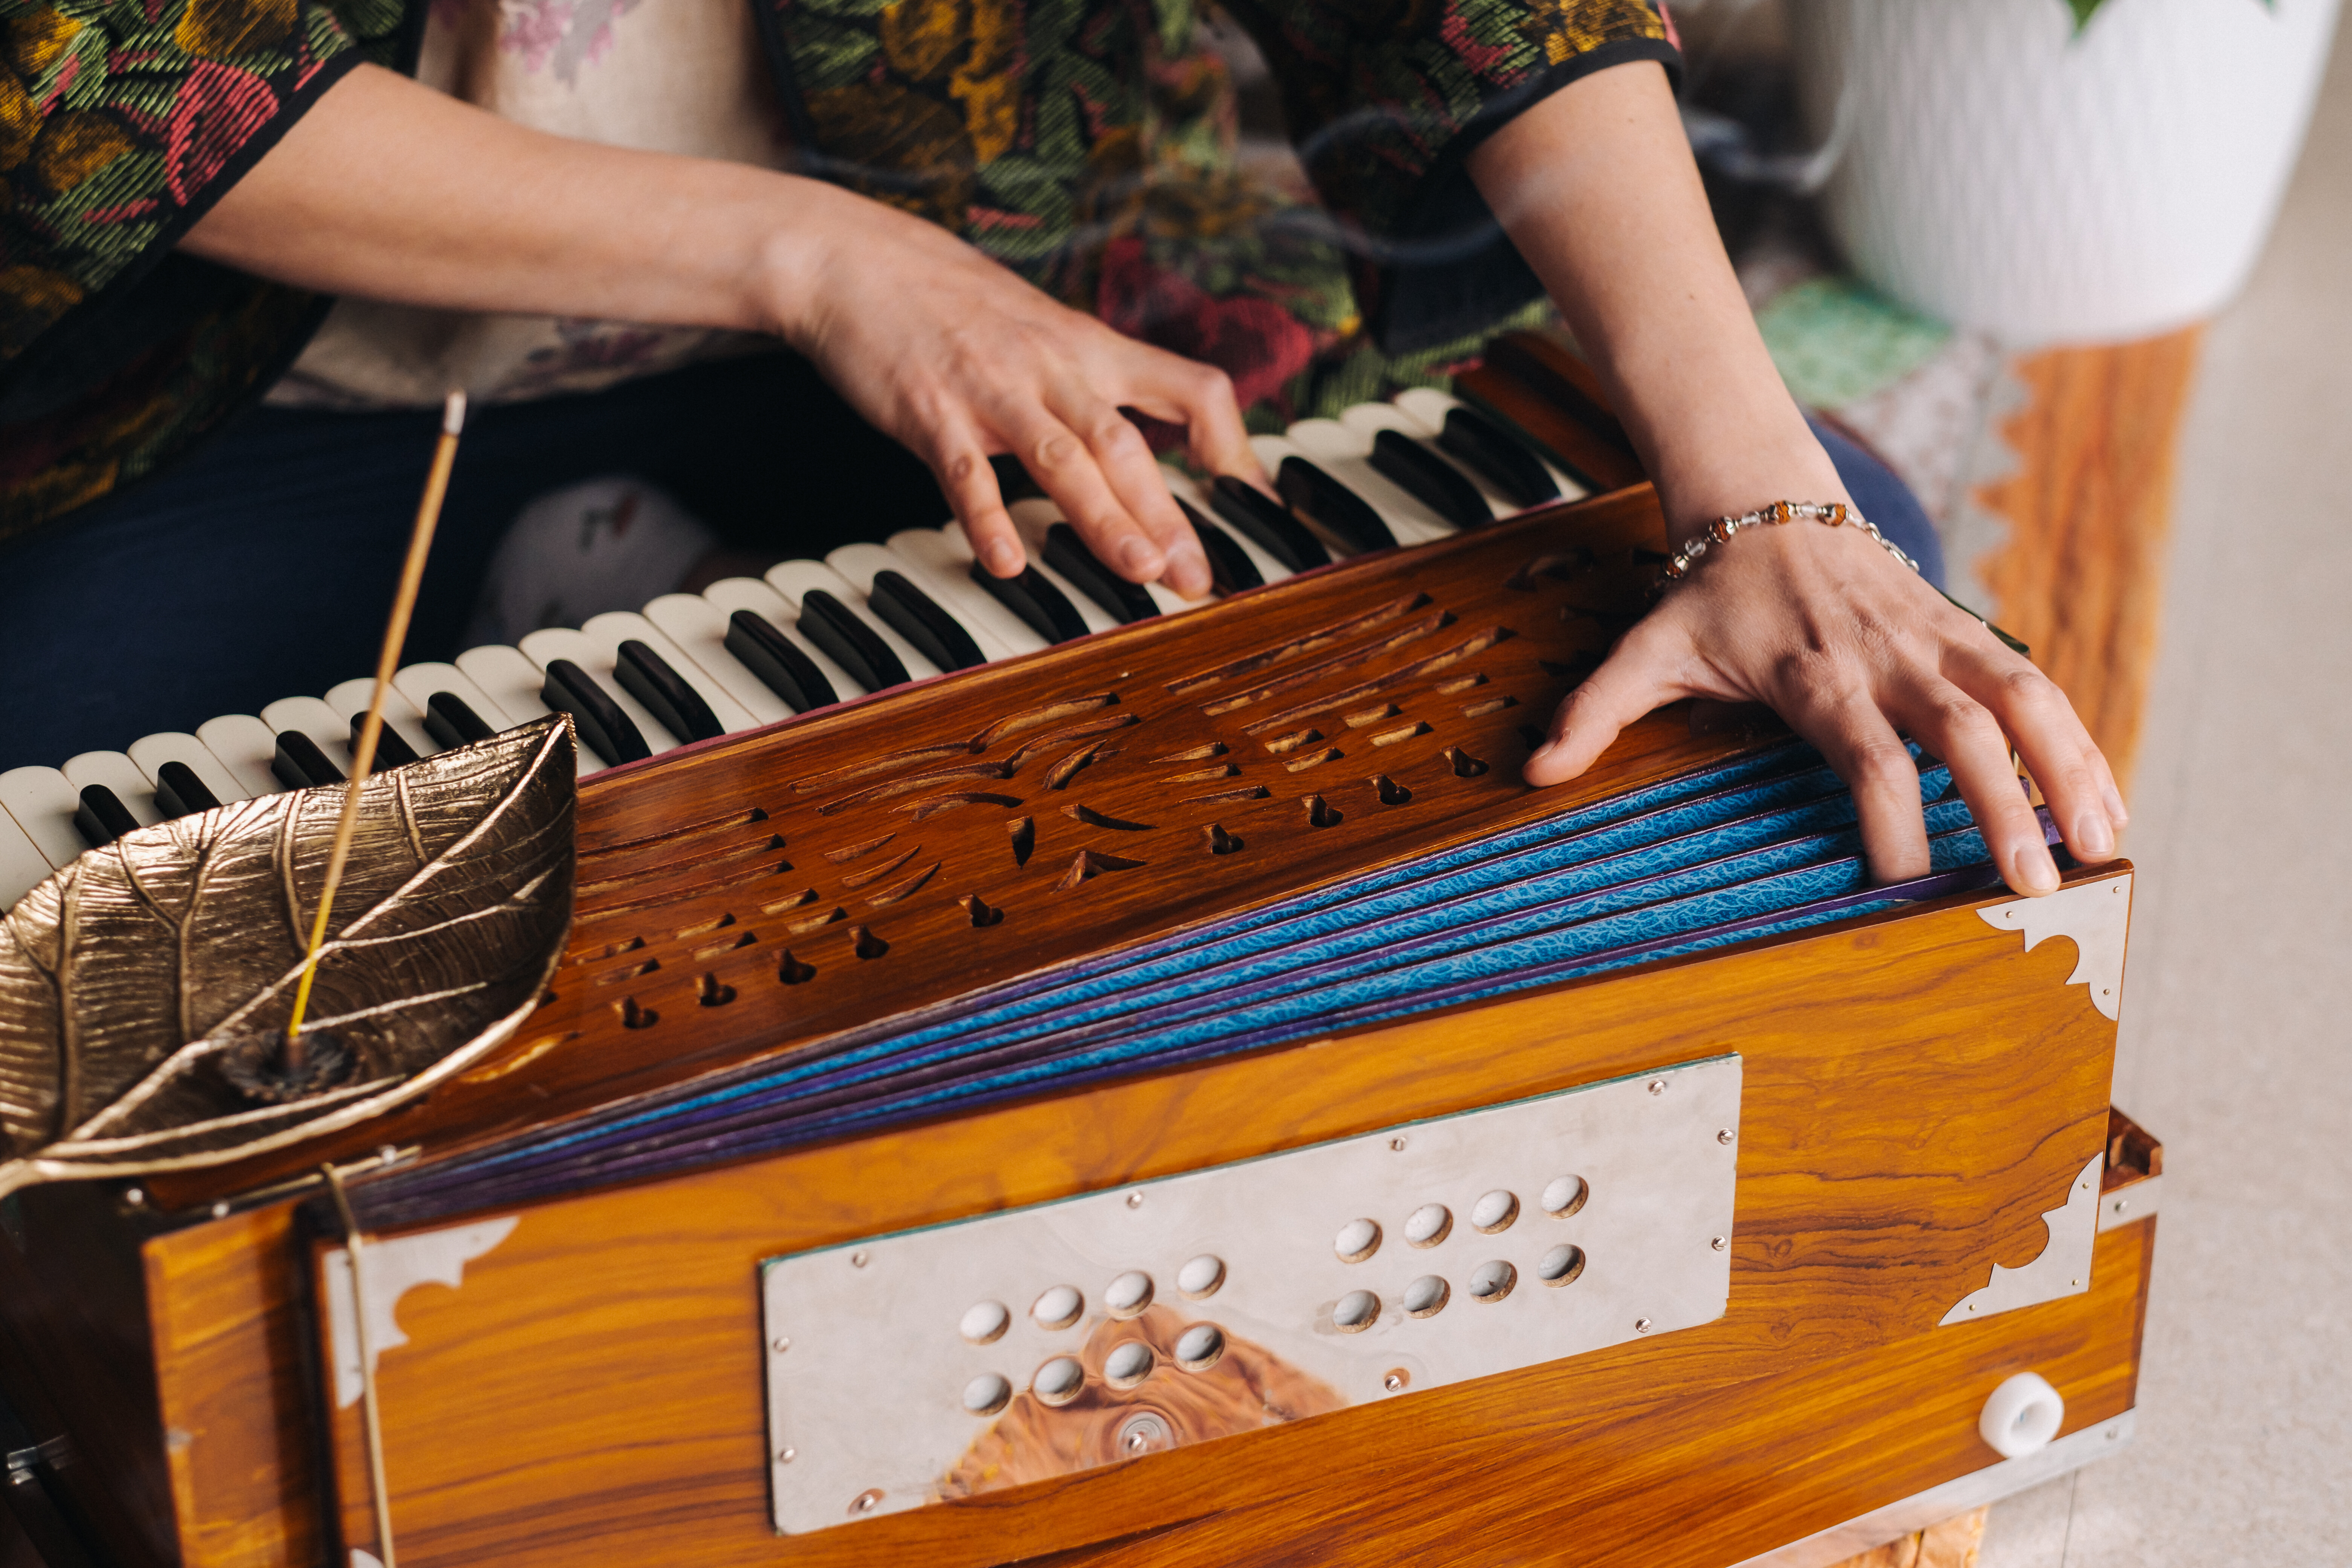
[744,176,856,349]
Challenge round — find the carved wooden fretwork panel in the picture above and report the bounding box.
[170,491,1787,1199]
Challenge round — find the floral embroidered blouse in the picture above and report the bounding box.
[0,0,1676,540]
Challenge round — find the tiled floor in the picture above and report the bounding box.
[1977,17,2352,1568]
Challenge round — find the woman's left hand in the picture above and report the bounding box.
[1523,511,2127,893]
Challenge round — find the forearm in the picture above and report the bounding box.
[1466,61,1842,539]
[180,63,831,340]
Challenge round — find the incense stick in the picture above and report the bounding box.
[285,392,467,1064]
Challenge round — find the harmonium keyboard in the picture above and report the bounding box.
[0,336,2161,1568]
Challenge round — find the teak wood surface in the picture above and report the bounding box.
[147,484,1782,1210]
[136,864,2128,1568]
[1973,326,2203,790]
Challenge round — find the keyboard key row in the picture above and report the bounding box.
[0,398,1577,908]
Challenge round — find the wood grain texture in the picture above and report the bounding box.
[143,488,1805,1212]
[1974,328,2204,789]
[213,868,2135,1568]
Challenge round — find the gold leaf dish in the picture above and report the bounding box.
[0,717,577,1197]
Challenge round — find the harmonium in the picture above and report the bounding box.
[0,335,2161,1568]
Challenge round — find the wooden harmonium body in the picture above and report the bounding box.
[0,486,2159,1568]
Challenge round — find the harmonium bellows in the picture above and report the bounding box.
[0,355,2158,1568]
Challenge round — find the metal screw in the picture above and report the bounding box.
[2112,1199,2130,1215]
[1383,1369,1409,1392]
[850,1489,883,1515]
[1710,1236,1728,1252]
[1648,1080,1668,1096]
[124,1187,147,1208]
[377,1144,400,1165]
[1716,1128,1735,1145]
[211,1201,231,1219]
[772,1336,791,1352]
[1634,1317,1652,1332]
[1125,1191,1144,1209]
[850,1251,870,1268]
[777,1447,796,1464]
[1389,1136,1408,1152]
[2072,1279,2082,1288]
[1125,1430,1149,1451]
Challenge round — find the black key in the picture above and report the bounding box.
[1439,406,1559,508]
[1370,427,1492,531]
[797,590,911,691]
[615,639,725,743]
[1208,475,1328,573]
[868,570,987,671]
[1176,498,1263,594]
[153,761,221,820]
[1044,523,1157,624]
[541,658,650,765]
[348,713,421,768]
[72,784,138,848]
[425,691,497,749]
[1276,457,1395,554]
[272,731,345,790]
[723,610,839,712]
[969,561,1089,644]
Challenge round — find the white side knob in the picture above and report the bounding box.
[1979,1371,2065,1459]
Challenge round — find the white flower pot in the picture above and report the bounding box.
[1787,0,2342,345]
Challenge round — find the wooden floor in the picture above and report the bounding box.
[1974,327,2206,795]
[1830,1506,1990,1568]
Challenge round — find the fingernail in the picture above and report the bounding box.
[2074,812,2115,859]
[1168,542,1211,598]
[981,538,1023,577]
[2103,784,2130,825]
[2012,847,2061,896]
[1119,536,1163,579]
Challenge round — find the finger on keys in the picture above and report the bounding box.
[1041,388,1212,600]
[879,528,1054,654]
[1159,469,1288,586]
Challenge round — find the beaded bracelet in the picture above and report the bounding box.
[1657,500,1919,590]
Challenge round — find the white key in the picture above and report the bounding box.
[128,733,250,808]
[518,628,683,758]
[196,714,287,798]
[642,594,799,727]
[1158,470,1292,585]
[698,578,865,700]
[391,662,516,748]
[579,611,758,737]
[1392,389,1586,502]
[0,805,54,908]
[883,527,1054,654]
[826,542,1016,662]
[324,678,438,761]
[1006,500,1186,622]
[455,646,591,770]
[1338,402,1515,521]
[62,752,164,830]
[763,561,943,683]
[1283,418,1456,542]
[262,696,358,778]
[0,767,84,867]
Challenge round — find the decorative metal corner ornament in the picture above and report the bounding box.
[0,717,577,1198]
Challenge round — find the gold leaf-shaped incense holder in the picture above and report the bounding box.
[0,716,576,1196]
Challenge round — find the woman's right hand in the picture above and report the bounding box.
[183,66,1262,598]
[766,185,1265,600]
